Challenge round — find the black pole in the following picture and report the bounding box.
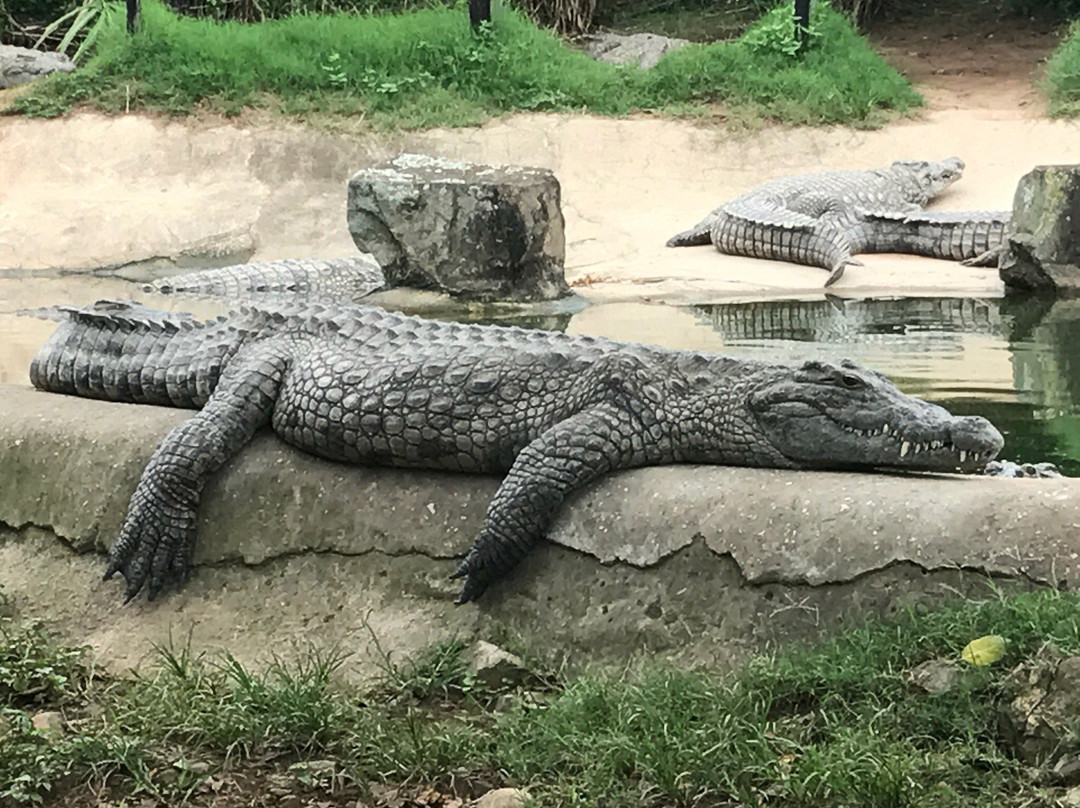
[126,0,140,33]
[794,0,811,49]
[469,0,491,29]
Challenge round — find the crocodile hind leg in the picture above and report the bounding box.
[452,400,656,604]
[105,342,292,602]
[710,212,860,287]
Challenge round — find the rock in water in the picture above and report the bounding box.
[0,45,75,89]
[1000,165,1080,293]
[347,154,569,303]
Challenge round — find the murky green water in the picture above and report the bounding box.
[681,296,1080,476]
[2,272,1077,474]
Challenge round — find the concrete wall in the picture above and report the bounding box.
[2,382,1078,677]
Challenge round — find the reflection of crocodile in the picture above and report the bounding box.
[692,297,1003,345]
[145,256,386,302]
[668,159,1008,285]
[31,300,1003,605]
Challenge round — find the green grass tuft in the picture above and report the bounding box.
[13,0,922,127]
[1045,21,1080,117]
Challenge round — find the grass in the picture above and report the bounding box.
[3,587,1080,806]
[11,0,923,127]
[1045,20,1080,117]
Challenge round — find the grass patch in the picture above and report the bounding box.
[12,0,922,127]
[3,588,1080,805]
[1045,20,1080,117]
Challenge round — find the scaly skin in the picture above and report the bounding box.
[30,300,1005,604]
[667,158,992,285]
[146,256,386,302]
[852,210,1009,266]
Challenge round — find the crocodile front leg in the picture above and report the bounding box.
[105,343,291,602]
[452,403,655,604]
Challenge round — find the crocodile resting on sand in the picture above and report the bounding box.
[30,300,1004,604]
[668,158,1008,286]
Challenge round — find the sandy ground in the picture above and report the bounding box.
[1,9,1078,305]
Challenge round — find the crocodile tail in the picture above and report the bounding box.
[666,216,715,247]
[29,300,214,408]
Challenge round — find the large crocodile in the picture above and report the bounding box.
[30,300,1004,604]
[668,158,1008,285]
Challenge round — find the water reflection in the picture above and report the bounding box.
[689,295,1080,475]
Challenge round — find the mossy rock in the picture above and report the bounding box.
[1000,165,1080,293]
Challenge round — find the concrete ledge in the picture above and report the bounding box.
[2,383,1078,675]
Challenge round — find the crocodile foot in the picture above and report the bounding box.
[104,473,199,602]
[960,246,1004,268]
[823,258,863,288]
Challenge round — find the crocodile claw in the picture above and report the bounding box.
[105,475,198,603]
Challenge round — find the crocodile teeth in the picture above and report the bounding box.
[882,424,890,435]
[900,441,911,458]
[959,450,967,462]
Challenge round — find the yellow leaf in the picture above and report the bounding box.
[961,635,1006,666]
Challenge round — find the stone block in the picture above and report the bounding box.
[0,45,74,89]
[1000,165,1080,293]
[347,154,568,302]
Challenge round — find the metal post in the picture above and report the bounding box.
[126,0,140,33]
[469,0,491,29]
[794,0,811,49]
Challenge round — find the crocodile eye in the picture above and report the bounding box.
[840,373,863,389]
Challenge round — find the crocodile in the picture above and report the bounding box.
[30,300,1005,604]
[667,158,1008,286]
[145,256,386,302]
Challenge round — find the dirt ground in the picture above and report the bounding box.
[868,0,1064,113]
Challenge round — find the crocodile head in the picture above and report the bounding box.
[891,157,965,205]
[747,358,1003,473]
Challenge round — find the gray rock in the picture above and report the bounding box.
[0,45,75,89]
[473,787,529,808]
[465,641,530,690]
[580,31,690,70]
[30,710,64,736]
[906,658,961,695]
[1000,652,1080,766]
[347,154,569,303]
[1000,165,1080,293]
[984,460,1063,479]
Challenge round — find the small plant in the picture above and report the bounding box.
[320,50,348,89]
[33,0,117,63]
[0,618,88,708]
[740,3,821,57]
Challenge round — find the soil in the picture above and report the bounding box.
[867,0,1065,113]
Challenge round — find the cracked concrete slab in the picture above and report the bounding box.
[2,382,1078,676]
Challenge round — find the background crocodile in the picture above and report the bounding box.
[667,158,1009,285]
[145,256,386,302]
[30,300,1004,604]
